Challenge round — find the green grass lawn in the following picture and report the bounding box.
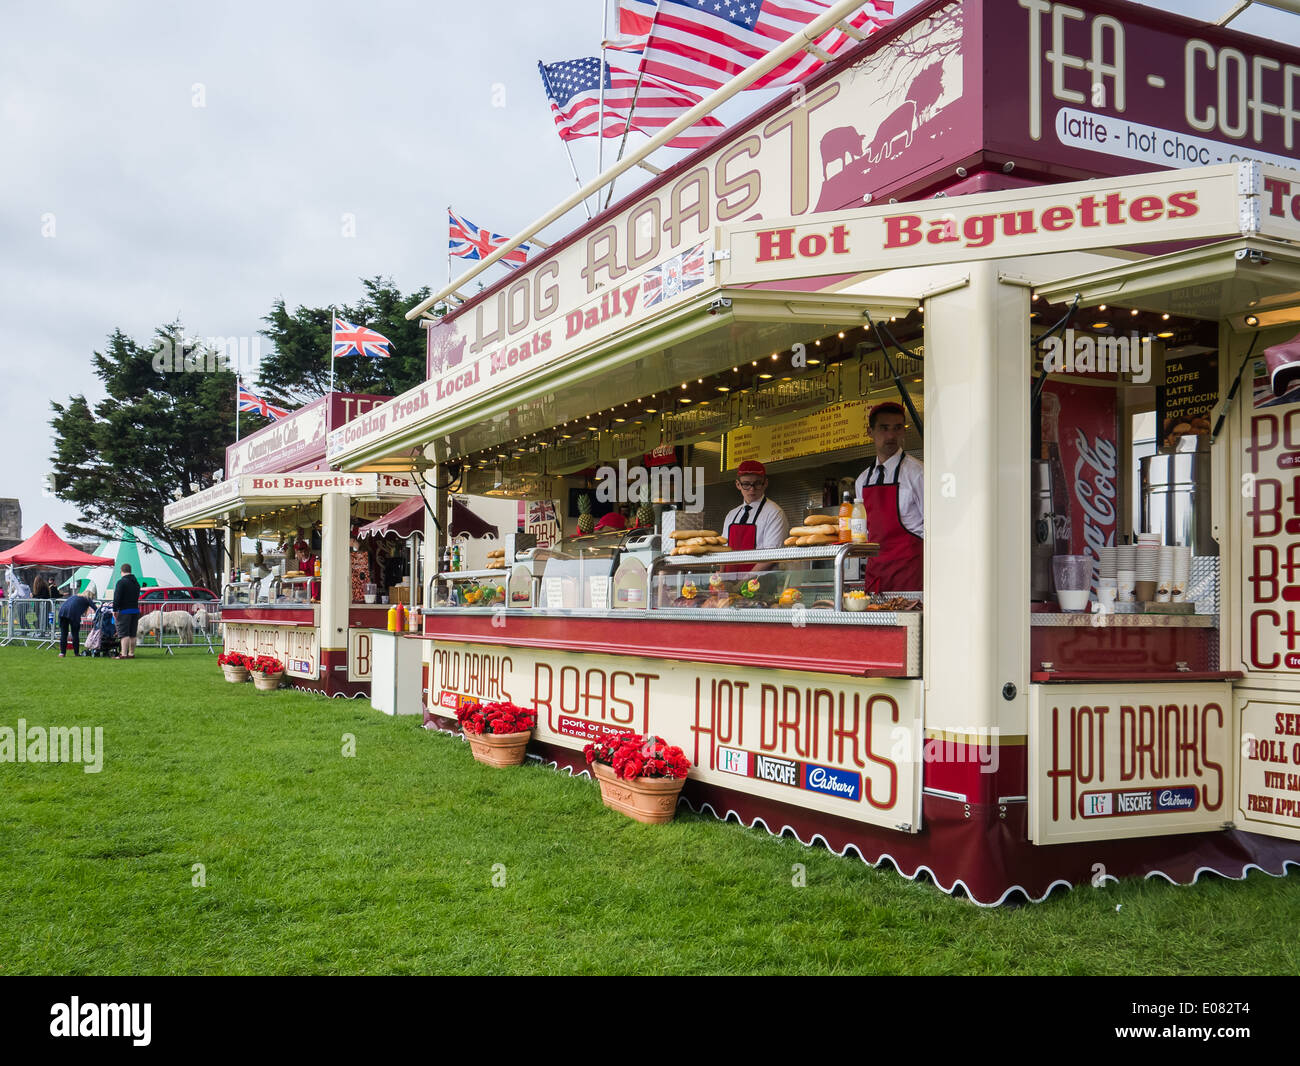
[1,645,1297,975]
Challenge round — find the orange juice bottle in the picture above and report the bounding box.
[851,498,869,543]
[838,492,853,544]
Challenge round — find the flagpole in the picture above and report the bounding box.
[539,62,594,221]
[604,5,656,210]
[596,0,610,199]
[447,205,452,298]
[235,377,241,441]
[328,305,336,395]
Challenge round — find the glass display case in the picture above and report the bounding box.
[537,543,619,610]
[429,569,511,609]
[647,543,911,615]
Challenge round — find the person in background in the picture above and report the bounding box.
[594,504,630,533]
[32,573,51,600]
[295,540,321,601]
[57,584,95,658]
[855,401,924,593]
[112,563,141,658]
[721,459,790,575]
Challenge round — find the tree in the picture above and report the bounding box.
[48,323,257,593]
[258,276,433,404]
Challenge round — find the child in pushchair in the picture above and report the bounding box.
[85,604,120,658]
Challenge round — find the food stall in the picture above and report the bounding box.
[164,392,421,697]
[323,0,1300,902]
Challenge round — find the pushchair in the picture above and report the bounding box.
[85,604,120,658]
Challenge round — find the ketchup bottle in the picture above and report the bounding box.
[838,491,853,544]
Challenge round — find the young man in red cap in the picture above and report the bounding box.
[854,401,924,592]
[722,459,790,558]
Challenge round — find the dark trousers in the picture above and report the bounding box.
[59,619,80,655]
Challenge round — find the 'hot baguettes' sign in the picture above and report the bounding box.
[427,641,924,832]
[721,164,1256,285]
[1028,682,1234,845]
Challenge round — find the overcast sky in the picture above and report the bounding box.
[2,0,1294,542]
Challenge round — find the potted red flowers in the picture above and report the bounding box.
[456,700,536,768]
[248,654,285,691]
[218,651,250,683]
[584,733,691,824]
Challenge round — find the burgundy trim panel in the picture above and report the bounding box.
[222,607,317,626]
[421,613,911,676]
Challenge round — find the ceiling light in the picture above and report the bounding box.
[807,358,821,366]
[1130,308,1139,316]
[759,372,773,379]
[1098,304,1107,311]
[1091,321,1109,329]
[1244,314,1260,327]
[1157,331,1174,339]
[1161,313,1170,320]
[680,397,692,404]
[837,332,845,339]
[716,386,730,392]
[644,407,657,414]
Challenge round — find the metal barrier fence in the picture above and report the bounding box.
[133,601,223,654]
[1,598,222,654]
[1,598,61,648]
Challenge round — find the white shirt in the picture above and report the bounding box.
[722,496,790,550]
[855,451,924,537]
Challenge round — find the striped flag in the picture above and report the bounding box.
[641,0,894,91]
[449,209,538,269]
[618,0,658,38]
[237,381,290,421]
[539,56,724,149]
[332,317,392,359]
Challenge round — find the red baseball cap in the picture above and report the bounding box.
[736,460,767,477]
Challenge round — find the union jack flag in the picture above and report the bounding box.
[333,317,392,359]
[642,242,708,307]
[237,381,290,421]
[448,209,538,269]
[642,0,895,91]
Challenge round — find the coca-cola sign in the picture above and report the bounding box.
[1044,381,1119,590]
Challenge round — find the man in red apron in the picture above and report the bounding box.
[854,402,924,593]
[722,460,790,573]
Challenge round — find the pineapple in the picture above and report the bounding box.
[634,483,654,529]
[577,493,595,535]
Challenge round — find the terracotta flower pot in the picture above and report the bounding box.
[252,671,284,691]
[592,761,685,824]
[222,665,249,683]
[464,729,531,768]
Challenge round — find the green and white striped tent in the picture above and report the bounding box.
[72,526,192,594]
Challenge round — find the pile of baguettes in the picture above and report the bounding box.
[667,530,731,556]
[784,513,839,546]
[486,548,507,570]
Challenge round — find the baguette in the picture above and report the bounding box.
[803,514,835,526]
[789,524,839,537]
[783,537,797,546]
[804,534,838,545]
[670,529,718,540]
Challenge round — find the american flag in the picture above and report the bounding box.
[237,381,290,421]
[448,208,538,269]
[618,0,658,38]
[333,317,392,359]
[539,57,724,150]
[641,0,894,91]
[642,242,707,307]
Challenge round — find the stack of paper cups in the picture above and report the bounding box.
[1099,546,1118,581]
[1117,542,1136,603]
[1135,534,1161,601]
[1156,546,1175,602]
[1171,546,1192,602]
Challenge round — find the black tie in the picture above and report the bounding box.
[871,465,883,485]
[739,504,751,524]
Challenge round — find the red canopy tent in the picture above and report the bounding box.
[0,524,115,568]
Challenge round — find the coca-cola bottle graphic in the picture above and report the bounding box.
[1041,390,1073,557]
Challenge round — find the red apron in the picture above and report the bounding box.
[723,498,765,574]
[861,454,923,594]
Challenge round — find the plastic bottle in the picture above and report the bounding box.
[851,497,869,543]
[838,491,853,544]
[386,604,399,632]
[394,603,406,631]
[313,557,321,579]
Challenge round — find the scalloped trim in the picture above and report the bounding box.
[452,748,1300,907]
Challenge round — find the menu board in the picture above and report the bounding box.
[1157,351,1218,449]
[728,400,872,467]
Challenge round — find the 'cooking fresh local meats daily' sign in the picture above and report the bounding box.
[427,641,924,832]
[1028,682,1234,845]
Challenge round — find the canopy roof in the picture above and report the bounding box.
[356,495,425,540]
[0,524,115,568]
[72,526,192,593]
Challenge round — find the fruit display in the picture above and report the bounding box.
[681,582,699,600]
[577,493,595,535]
[737,577,762,599]
[778,588,803,607]
[708,573,727,593]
